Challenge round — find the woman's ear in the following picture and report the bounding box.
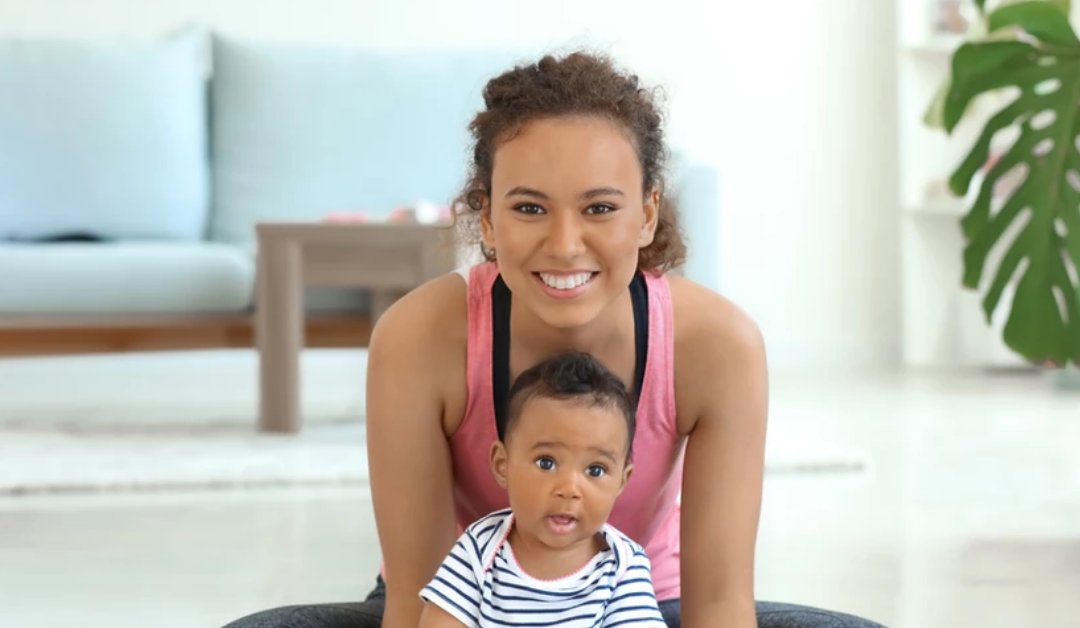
[489,440,509,489]
[638,186,660,248]
[480,195,496,253]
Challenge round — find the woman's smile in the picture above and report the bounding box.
[533,271,598,299]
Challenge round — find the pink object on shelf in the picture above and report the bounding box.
[388,207,414,223]
[321,202,453,225]
[389,202,453,224]
[322,211,371,224]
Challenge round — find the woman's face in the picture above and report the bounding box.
[481,116,659,330]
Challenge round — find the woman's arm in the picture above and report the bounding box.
[366,276,468,628]
[673,281,769,628]
[419,603,471,628]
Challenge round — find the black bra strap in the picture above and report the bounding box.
[629,273,649,403]
[491,275,513,441]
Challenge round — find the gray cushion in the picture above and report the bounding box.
[0,243,253,314]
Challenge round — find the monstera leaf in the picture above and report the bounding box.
[923,0,1072,130]
[945,0,1080,366]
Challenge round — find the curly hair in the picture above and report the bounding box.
[452,51,687,273]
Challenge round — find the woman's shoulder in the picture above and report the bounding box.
[664,274,766,434]
[665,274,766,377]
[367,270,469,368]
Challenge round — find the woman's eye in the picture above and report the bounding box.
[535,457,555,471]
[586,465,606,478]
[514,203,545,215]
[585,204,616,215]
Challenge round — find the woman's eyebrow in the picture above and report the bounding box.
[503,186,625,200]
[505,186,548,199]
[580,187,624,199]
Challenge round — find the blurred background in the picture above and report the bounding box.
[0,1,1076,627]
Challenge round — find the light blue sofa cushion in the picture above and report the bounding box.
[673,162,721,293]
[0,28,210,241]
[209,36,519,243]
[0,243,253,314]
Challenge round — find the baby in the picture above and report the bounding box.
[418,351,666,628]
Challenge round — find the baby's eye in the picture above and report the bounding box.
[514,203,545,215]
[535,457,555,471]
[586,465,606,478]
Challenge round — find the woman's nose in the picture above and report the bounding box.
[542,211,586,259]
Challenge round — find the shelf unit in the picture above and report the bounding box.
[896,0,1041,368]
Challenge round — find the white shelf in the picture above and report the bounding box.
[902,35,964,55]
[904,199,967,216]
[896,0,1027,368]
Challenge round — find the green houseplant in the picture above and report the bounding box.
[935,0,1080,373]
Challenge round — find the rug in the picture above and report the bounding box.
[0,349,366,429]
[0,350,867,495]
[0,423,369,495]
[0,420,866,496]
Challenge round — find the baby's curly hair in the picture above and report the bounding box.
[453,51,687,273]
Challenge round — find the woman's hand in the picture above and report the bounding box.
[673,279,768,628]
[366,275,468,628]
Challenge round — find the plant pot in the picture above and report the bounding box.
[1053,365,1080,391]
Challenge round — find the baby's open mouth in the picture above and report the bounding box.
[546,514,578,534]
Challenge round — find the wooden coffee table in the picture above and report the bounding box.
[255,221,457,433]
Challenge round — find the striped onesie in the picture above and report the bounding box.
[420,508,667,628]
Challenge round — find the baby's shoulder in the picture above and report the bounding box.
[601,522,645,553]
[599,523,654,580]
[463,508,513,538]
[457,508,514,562]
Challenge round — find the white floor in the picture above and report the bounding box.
[0,361,1078,628]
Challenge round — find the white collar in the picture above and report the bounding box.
[479,509,634,580]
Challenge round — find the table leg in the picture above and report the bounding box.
[257,239,304,433]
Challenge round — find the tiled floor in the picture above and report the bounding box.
[1,366,1078,628]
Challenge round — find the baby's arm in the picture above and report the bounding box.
[418,536,482,628]
[602,549,668,628]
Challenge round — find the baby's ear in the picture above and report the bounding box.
[617,462,634,495]
[489,441,509,489]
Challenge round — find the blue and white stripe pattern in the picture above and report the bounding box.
[420,509,667,628]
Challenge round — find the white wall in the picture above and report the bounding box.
[0,0,901,369]
[700,1,902,368]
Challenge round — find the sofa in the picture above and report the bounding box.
[0,27,720,328]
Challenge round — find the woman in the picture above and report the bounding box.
[226,51,887,628]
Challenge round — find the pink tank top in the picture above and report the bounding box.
[449,262,685,601]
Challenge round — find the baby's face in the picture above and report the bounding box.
[491,397,633,552]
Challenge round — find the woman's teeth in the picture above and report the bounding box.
[539,272,593,290]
